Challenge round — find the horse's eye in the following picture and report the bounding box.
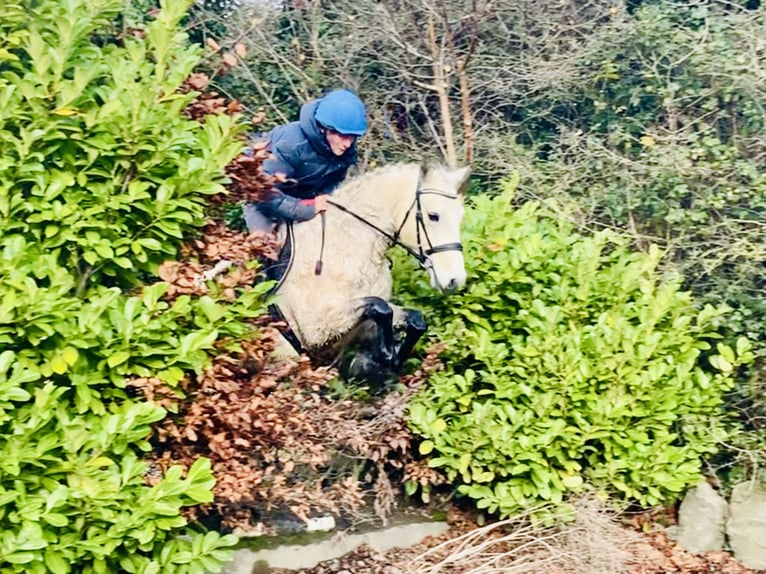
[428,212,440,222]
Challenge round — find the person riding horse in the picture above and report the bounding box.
[242,89,368,232]
[241,90,468,386]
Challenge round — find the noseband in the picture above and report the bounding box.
[326,180,463,268]
[395,183,464,265]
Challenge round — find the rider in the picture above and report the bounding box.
[243,89,368,232]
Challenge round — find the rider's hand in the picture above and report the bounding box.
[314,194,330,214]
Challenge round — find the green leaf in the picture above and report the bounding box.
[6,552,36,564]
[561,475,584,489]
[0,350,15,374]
[710,354,732,373]
[183,485,213,504]
[433,418,448,433]
[186,458,212,483]
[107,351,131,368]
[44,550,69,574]
[43,513,69,527]
[62,347,79,366]
[717,343,735,365]
[50,355,69,375]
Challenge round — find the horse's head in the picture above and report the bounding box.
[402,165,470,293]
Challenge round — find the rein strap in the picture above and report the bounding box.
[326,183,463,269]
[314,210,326,275]
[327,199,427,264]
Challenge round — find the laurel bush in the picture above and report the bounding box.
[399,180,751,517]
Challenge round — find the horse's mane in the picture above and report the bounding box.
[333,162,420,203]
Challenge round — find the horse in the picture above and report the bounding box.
[270,162,470,383]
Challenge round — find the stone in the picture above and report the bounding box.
[306,515,336,532]
[676,481,727,553]
[727,481,766,569]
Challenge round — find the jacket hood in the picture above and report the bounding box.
[299,99,357,160]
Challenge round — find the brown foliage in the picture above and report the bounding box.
[223,150,283,206]
[628,531,762,574]
[156,219,279,301]
[133,343,449,532]
[181,74,277,206]
[182,73,243,119]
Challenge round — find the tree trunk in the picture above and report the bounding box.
[428,15,457,167]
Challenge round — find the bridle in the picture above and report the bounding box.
[322,180,463,271]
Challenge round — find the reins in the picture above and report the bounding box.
[313,180,463,274]
[326,199,425,264]
[314,211,326,275]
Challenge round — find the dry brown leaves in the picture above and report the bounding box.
[271,545,403,574]
[134,336,451,532]
[628,530,765,574]
[223,150,281,206]
[158,215,279,300]
[181,73,243,119]
[156,218,282,300]
[133,77,454,533]
[181,75,277,206]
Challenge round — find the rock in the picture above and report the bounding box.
[727,481,766,569]
[306,515,336,532]
[676,481,727,552]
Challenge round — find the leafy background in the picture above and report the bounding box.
[3,0,766,571]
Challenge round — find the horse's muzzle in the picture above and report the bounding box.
[443,277,464,293]
[428,261,467,293]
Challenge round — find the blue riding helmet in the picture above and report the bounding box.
[314,89,368,136]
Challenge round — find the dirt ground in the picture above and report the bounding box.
[271,503,766,574]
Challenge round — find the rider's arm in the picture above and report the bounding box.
[259,189,319,222]
[259,143,320,221]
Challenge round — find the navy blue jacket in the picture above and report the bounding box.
[254,100,359,222]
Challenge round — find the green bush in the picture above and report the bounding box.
[402,181,751,517]
[0,0,243,292]
[0,1,260,571]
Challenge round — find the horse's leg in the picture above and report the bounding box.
[356,296,396,366]
[393,308,427,365]
[272,334,301,361]
[339,304,427,384]
[337,297,398,383]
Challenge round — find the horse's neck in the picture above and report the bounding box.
[337,166,418,233]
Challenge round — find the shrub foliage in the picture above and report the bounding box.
[0,1,255,571]
[403,182,751,517]
[0,0,242,292]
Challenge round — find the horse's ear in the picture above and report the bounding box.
[454,165,472,195]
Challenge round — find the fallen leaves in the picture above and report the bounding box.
[627,530,763,574]
[133,340,448,532]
